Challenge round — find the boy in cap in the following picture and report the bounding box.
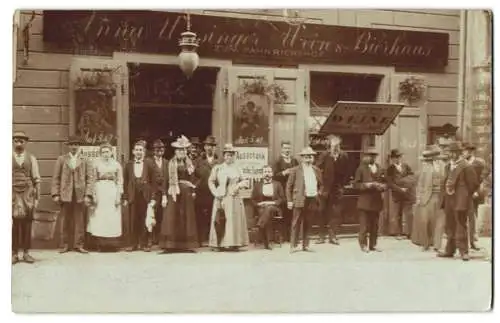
[12,131,41,264]
[286,147,323,253]
[51,135,94,254]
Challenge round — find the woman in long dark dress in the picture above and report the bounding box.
[159,136,198,253]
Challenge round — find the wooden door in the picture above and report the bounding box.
[69,57,129,162]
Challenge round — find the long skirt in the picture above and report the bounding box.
[411,193,444,249]
[87,180,122,247]
[208,195,249,248]
[159,183,198,250]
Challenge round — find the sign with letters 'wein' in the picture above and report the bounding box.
[319,101,405,135]
[43,10,449,68]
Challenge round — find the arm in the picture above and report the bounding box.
[405,163,415,176]
[30,155,41,201]
[50,156,63,198]
[250,182,262,207]
[116,162,124,195]
[122,163,129,201]
[147,161,157,202]
[285,168,296,203]
[208,165,219,197]
[84,159,95,198]
[385,166,406,194]
[275,182,285,206]
[464,165,480,195]
[353,166,371,191]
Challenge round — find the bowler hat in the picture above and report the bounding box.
[446,141,463,152]
[299,146,317,156]
[190,137,201,146]
[171,135,191,149]
[152,139,165,149]
[203,135,217,146]
[222,143,237,153]
[389,149,403,158]
[363,147,379,156]
[66,135,82,145]
[13,131,29,141]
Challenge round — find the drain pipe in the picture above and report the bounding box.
[457,10,467,140]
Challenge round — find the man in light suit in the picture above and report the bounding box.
[286,147,323,253]
[51,135,94,253]
[438,142,479,261]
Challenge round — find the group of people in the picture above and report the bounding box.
[12,129,491,264]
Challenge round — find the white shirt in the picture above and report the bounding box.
[262,181,274,197]
[134,159,144,178]
[68,152,78,169]
[207,155,214,165]
[281,155,292,164]
[467,156,476,165]
[368,163,378,174]
[302,164,318,197]
[331,153,339,161]
[394,163,403,173]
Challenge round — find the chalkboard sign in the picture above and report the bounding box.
[75,88,117,145]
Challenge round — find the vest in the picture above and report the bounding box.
[12,153,33,191]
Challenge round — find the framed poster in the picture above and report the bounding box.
[232,93,270,147]
[234,146,268,199]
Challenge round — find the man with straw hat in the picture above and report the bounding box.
[51,135,94,254]
[412,146,445,252]
[437,142,479,261]
[12,131,41,264]
[286,146,323,253]
[353,147,387,253]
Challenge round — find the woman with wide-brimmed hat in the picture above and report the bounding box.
[207,143,250,251]
[159,135,199,253]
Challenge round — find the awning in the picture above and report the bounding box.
[318,101,405,135]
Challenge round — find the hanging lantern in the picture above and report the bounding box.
[178,13,200,78]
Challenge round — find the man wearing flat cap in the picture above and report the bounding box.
[353,148,387,253]
[286,147,323,253]
[462,142,487,250]
[150,139,169,246]
[194,135,219,246]
[122,139,157,252]
[386,149,416,239]
[438,142,479,261]
[51,135,94,254]
[12,131,41,264]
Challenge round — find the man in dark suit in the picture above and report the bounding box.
[123,140,157,252]
[286,147,323,253]
[150,139,169,246]
[316,135,350,245]
[463,142,487,250]
[273,140,299,242]
[438,142,479,261]
[51,135,94,254]
[354,148,387,253]
[386,149,416,239]
[251,165,285,249]
[194,135,219,246]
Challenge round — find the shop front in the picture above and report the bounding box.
[21,10,452,246]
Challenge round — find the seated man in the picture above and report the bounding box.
[251,165,285,249]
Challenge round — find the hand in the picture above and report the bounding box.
[34,199,39,208]
[287,202,293,210]
[282,169,290,176]
[161,195,168,208]
[473,192,479,198]
[401,188,408,193]
[122,200,128,207]
[52,195,60,203]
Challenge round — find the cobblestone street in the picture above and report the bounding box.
[12,237,492,313]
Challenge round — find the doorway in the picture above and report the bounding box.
[128,63,219,159]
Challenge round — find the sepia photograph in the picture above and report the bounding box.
[8,3,493,315]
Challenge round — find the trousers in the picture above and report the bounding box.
[290,197,317,249]
[12,217,32,252]
[358,210,380,249]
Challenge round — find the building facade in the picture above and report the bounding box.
[13,9,468,244]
